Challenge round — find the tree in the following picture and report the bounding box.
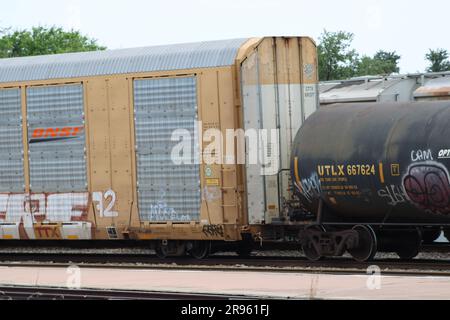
[317,30,403,80]
[425,49,450,72]
[0,26,106,58]
[318,30,359,81]
[356,50,401,76]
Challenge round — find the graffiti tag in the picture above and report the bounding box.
[438,149,450,159]
[411,149,434,162]
[149,200,178,221]
[203,224,224,237]
[202,187,222,203]
[403,162,450,215]
[0,193,89,224]
[378,185,408,206]
[297,172,322,203]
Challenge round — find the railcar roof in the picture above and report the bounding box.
[0,38,250,83]
[414,76,450,98]
[319,77,406,104]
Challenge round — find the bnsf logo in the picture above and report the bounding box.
[30,127,84,144]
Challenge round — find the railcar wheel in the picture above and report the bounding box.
[396,247,419,260]
[188,241,211,260]
[155,242,170,259]
[236,240,254,257]
[396,229,422,260]
[301,225,326,262]
[155,241,186,258]
[348,225,377,262]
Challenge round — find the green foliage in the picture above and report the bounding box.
[355,51,401,76]
[317,30,401,80]
[0,26,106,58]
[425,49,450,72]
[318,30,359,81]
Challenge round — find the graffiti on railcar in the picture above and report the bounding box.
[402,162,450,215]
[377,185,408,207]
[438,149,450,160]
[296,172,322,203]
[202,224,224,238]
[202,186,222,203]
[0,193,90,222]
[0,192,94,240]
[147,191,192,222]
[410,149,434,162]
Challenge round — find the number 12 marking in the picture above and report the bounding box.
[93,190,119,218]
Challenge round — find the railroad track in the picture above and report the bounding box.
[0,251,447,276]
[0,286,249,300]
[0,251,447,300]
[422,243,450,253]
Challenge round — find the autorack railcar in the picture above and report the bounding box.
[0,37,319,258]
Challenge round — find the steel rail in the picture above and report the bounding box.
[0,285,254,300]
[0,252,447,277]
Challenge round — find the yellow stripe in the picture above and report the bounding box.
[379,163,385,184]
[294,157,302,190]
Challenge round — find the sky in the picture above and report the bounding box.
[0,0,448,74]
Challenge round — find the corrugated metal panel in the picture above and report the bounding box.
[0,39,250,83]
[134,77,201,222]
[319,79,386,104]
[27,84,87,192]
[320,77,422,104]
[319,78,410,104]
[0,89,25,192]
